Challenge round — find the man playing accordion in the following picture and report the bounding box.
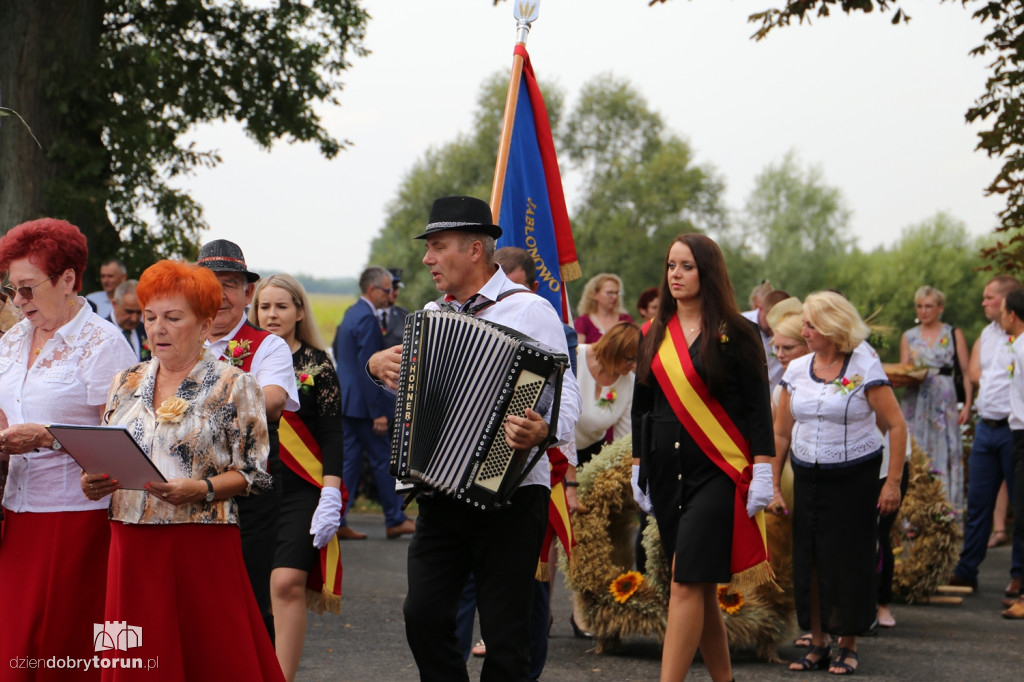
[369,195,581,681]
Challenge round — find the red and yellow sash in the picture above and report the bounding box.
[651,316,775,593]
[536,446,575,581]
[279,411,346,614]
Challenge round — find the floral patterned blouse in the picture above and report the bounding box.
[105,358,272,525]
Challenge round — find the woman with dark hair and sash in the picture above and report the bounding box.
[250,273,346,682]
[631,234,775,681]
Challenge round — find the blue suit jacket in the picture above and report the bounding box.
[333,298,393,420]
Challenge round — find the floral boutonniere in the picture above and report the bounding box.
[140,338,152,360]
[223,339,252,367]
[939,336,949,346]
[1009,335,1017,349]
[155,396,189,424]
[295,363,322,394]
[1009,361,1015,379]
[597,388,617,409]
[719,322,729,345]
[832,373,864,395]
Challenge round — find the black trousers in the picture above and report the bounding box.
[1012,432,1024,550]
[877,461,910,605]
[237,430,283,644]
[404,485,549,682]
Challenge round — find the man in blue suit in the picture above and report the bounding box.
[333,266,414,540]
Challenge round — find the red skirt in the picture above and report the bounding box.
[0,508,110,682]
[101,522,284,682]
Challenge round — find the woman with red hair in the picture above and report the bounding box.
[82,260,284,680]
[0,218,136,680]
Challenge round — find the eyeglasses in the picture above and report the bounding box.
[2,275,57,302]
[377,286,392,295]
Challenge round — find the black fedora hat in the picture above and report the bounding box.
[414,196,502,240]
[197,239,260,282]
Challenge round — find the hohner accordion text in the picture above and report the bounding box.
[390,310,568,509]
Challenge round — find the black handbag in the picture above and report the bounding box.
[952,327,966,404]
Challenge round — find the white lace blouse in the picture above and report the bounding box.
[0,300,136,512]
[780,349,890,468]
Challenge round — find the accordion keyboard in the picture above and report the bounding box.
[473,371,546,492]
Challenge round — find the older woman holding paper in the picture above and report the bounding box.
[82,260,283,681]
[0,218,135,678]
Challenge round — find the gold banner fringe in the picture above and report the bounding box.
[560,260,581,282]
[305,587,342,615]
[535,560,550,582]
[726,561,780,595]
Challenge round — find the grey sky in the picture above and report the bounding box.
[181,1,999,279]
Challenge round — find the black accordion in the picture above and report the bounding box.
[390,310,569,509]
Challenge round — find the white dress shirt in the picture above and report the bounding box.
[204,316,299,412]
[423,266,581,489]
[976,321,1014,421]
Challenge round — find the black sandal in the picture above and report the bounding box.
[829,648,858,675]
[789,645,830,672]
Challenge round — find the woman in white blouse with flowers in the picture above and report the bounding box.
[82,260,284,681]
[0,218,136,678]
[574,321,641,466]
[772,291,906,676]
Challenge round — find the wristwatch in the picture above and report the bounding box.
[50,435,62,451]
[203,478,215,502]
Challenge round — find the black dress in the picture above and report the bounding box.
[273,343,344,572]
[632,330,773,584]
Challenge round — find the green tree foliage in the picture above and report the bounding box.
[0,0,368,282]
[561,76,728,310]
[833,212,991,359]
[725,0,1024,274]
[736,151,853,299]
[367,73,727,314]
[367,74,562,311]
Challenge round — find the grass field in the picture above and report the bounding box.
[308,292,356,346]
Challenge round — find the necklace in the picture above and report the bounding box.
[815,355,841,372]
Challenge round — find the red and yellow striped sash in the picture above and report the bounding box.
[650,316,774,592]
[279,411,344,614]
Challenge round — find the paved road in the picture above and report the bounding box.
[299,512,1021,681]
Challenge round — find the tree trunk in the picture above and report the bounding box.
[0,0,118,288]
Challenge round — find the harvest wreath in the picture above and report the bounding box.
[560,437,796,660]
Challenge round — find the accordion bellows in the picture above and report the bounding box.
[390,310,568,509]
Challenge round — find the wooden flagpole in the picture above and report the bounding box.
[489,2,540,223]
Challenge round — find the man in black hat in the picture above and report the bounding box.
[197,238,299,643]
[380,267,410,349]
[369,196,580,681]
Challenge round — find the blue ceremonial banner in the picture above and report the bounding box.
[496,45,579,321]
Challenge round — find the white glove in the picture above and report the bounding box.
[631,464,654,515]
[310,486,344,549]
[746,462,773,518]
